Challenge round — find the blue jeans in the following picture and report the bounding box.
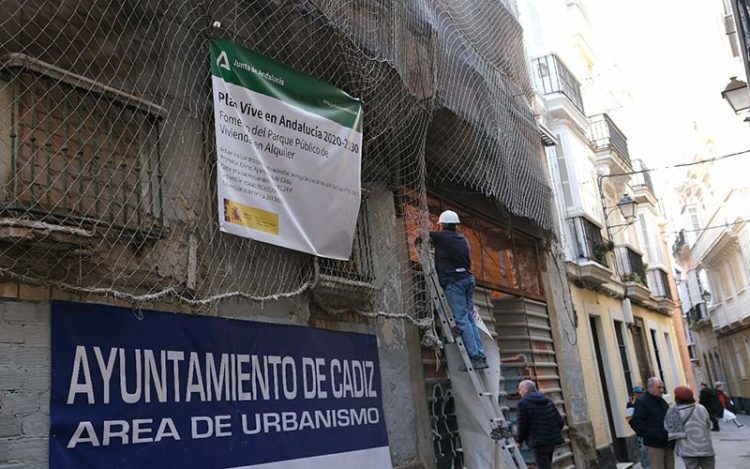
[639,437,650,469]
[443,276,485,359]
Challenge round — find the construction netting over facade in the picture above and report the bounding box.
[0,0,551,325]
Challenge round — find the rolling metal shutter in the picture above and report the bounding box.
[492,296,575,469]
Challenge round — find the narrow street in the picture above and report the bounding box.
[684,413,750,469]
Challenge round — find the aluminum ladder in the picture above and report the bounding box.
[418,243,527,469]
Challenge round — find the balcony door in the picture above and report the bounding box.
[631,317,654,386]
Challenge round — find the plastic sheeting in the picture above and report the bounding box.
[444,313,521,469]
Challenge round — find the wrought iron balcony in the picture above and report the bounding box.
[567,217,612,285]
[617,246,648,286]
[631,159,655,194]
[531,54,585,114]
[688,303,709,324]
[569,217,609,267]
[588,113,631,166]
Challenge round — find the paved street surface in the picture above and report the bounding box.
[634,414,750,469]
[677,413,750,469]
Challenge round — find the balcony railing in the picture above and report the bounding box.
[617,246,648,286]
[4,68,164,237]
[569,217,609,266]
[588,114,631,166]
[688,303,709,324]
[631,160,655,194]
[650,268,673,299]
[531,54,585,114]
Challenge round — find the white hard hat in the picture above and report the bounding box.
[438,210,460,224]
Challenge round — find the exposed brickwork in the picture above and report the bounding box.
[0,301,50,467]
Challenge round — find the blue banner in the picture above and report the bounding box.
[50,301,391,468]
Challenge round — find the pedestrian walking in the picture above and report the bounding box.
[664,386,715,469]
[699,382,722,431]
[626,385,650,468]
[631,377,675,469]
[516,380,564,469]
[417,210,487,370]
[715,382,745,428]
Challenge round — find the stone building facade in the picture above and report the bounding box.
[0,1,598,468]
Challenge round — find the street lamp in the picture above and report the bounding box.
[616,194,637,221]
[701,289,712,304]
[603,194,639,235]
[721,76,750,115]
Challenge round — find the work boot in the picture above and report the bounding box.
[474,356,489,370]
[460,356,488,371]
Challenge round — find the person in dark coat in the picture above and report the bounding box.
[516,380,564,469]
[626,385,650,468]
[631,377,675,469]
[699,382,722,431]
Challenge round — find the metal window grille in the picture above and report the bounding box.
[531,54,585,114]
[428,383,463,469]
[318,198,375,283]
[3,69,163,236]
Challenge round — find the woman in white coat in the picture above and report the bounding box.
[665,386,715,469]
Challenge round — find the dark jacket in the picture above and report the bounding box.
[429,231,472,286]
[699,387,723,418]
[517,391,565,448]
[631,393,674,449]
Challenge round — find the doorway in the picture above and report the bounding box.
[630,317,653,386]
[590,316,625,461]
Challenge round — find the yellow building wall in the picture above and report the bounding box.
[571,289,693,454]
[631,304,689,397]
[571,286,635,450]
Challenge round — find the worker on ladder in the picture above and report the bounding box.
[418,210,488,370]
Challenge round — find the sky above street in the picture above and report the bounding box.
[582,0,750,220]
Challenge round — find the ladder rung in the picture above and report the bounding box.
[418,249,527,469]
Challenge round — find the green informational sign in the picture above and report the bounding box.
[210,39,363,259]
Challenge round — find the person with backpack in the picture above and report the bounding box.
[664,386,715,469]
[516,380,564,469]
